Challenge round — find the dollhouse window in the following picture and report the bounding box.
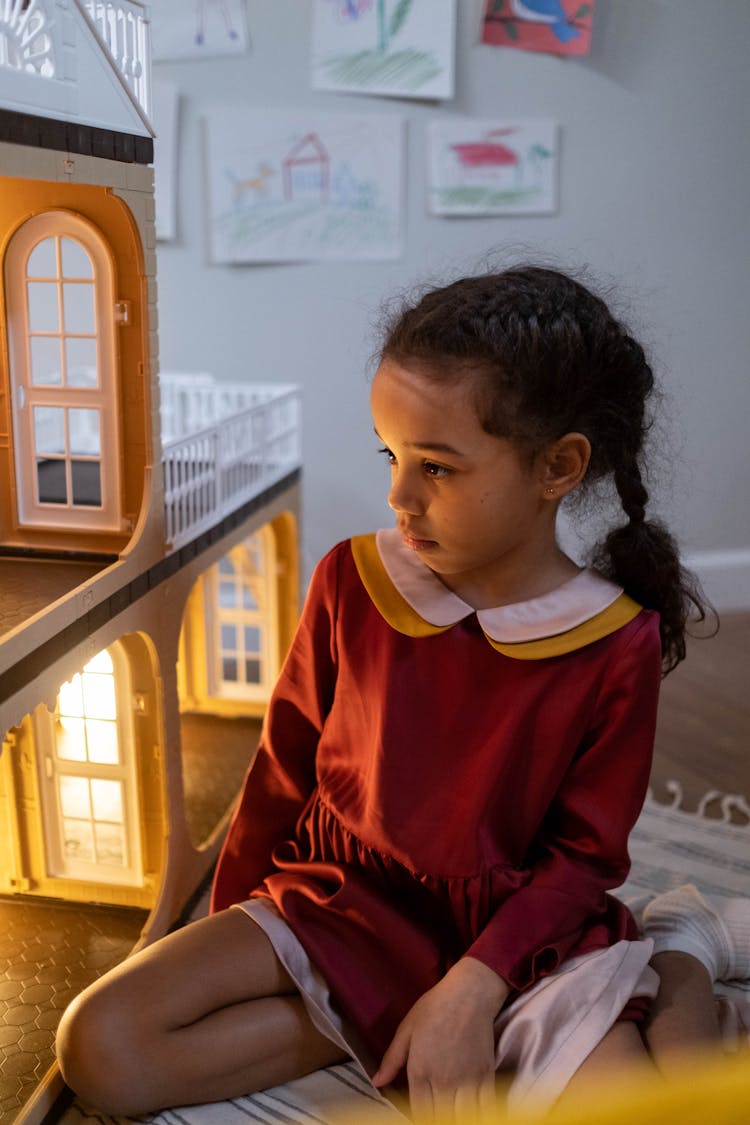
[207,529,278,701]
[35,644,143,886]
[4,210,123,532]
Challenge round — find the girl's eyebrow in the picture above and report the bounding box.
[372,427,468,458]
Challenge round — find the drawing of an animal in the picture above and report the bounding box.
[226,163,276,206]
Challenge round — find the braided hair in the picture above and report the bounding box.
[379,266,710,673]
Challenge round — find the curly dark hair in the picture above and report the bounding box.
[379,265,711,673]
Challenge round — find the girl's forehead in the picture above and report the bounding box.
[371,359,478,416]
[370,360,499,452]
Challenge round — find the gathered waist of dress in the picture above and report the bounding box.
[269,787,533,938]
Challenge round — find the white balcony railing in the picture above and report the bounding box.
[160,375,302,553]
[83,0,151,116]
[0,0,151,128]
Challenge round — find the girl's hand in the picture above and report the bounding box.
[371,957,509,1122]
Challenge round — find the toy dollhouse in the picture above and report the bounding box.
[0,4,302,1122]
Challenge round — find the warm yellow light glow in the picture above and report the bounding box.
[90,778,123,824]
[84,649,113,675]
[86,719,119,765]
[59,775,91,819]
[56,649,119,764]
[58,674,84,718]
[81,671,116,720]
[55,716,87,762]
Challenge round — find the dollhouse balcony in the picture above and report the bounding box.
[82,0,151,116]
[0,0,152,132]
[160,374,302,553]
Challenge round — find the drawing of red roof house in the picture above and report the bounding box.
[282,133,330,203]
[451,128,520,169]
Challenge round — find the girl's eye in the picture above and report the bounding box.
[377,445,396,465]
[423,461,450,479]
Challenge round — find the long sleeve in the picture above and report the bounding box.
[465,612,662,991]
[209,547,340,913]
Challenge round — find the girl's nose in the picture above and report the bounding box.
[387,472,425,515]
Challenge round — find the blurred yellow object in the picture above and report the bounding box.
[347,1049,750,1125]
[532,1050,750,1125]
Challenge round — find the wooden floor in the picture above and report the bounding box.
[650,612,749,814]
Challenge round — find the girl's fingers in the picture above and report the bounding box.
[408,1078,435,1122]
[371,1026,410,1087]
[478,1073,499,1115]
[452,1083,480,1122]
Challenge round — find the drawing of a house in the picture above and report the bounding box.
[282,133,330,203]
[450,128,520,176]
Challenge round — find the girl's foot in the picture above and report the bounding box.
[642,884,750,982]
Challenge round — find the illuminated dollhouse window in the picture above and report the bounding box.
[207,530,278,701]
[36,644,143,886]
[4,210,123,531]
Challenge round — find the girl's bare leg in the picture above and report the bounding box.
[642,950,723,1077]
[639,885,750,1076]
[554,1020,654,1104]
[56,908,347,1116]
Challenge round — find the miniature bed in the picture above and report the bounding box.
[60,784,750,1125]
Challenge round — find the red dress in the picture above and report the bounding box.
[211,531,662,1064]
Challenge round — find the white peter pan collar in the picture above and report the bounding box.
[375,527,624,643]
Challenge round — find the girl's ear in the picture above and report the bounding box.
[540,433,591,498]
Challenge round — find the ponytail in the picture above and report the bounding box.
[591,461,712,675]
[591,519,710,675]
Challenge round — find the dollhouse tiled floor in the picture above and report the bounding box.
[0,895,147,1125]
[180,712,262,846]
[0,560,106,640]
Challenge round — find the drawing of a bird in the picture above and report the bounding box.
[510,0,579,43]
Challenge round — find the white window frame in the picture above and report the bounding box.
[205,529,279,703]
[4,210,123,531]
[34,642,143,887]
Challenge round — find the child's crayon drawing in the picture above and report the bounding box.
[428,119,557,216]
[481,0,594,57]
[312,0,455,100]
[206,111,404,262]
[152,0,249,62]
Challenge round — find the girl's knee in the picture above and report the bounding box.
[56,979,151,1113]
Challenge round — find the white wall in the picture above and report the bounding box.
[152,0,750,606]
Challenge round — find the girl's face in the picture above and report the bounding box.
[370,359,570,608]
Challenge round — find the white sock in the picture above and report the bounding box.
[642,884,750,982]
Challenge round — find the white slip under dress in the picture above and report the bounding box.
[236,898,658,1112]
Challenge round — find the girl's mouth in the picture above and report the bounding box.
[401,531,438,552]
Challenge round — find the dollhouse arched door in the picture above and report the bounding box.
[4,210,123,531]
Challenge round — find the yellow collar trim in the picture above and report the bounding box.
[350,533,642,659]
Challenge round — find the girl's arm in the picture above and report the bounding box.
[465,612,663,992]
[210,548,340,913]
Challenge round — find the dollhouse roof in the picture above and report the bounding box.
[0,0,154,139]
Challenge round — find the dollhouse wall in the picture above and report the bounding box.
[152,0,750,611]
[0,0,304,933]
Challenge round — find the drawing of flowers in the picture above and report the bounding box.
[318,0,443,94]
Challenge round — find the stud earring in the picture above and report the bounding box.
[544,487,555,496]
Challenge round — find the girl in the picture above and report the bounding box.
[58,266,718,1120]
